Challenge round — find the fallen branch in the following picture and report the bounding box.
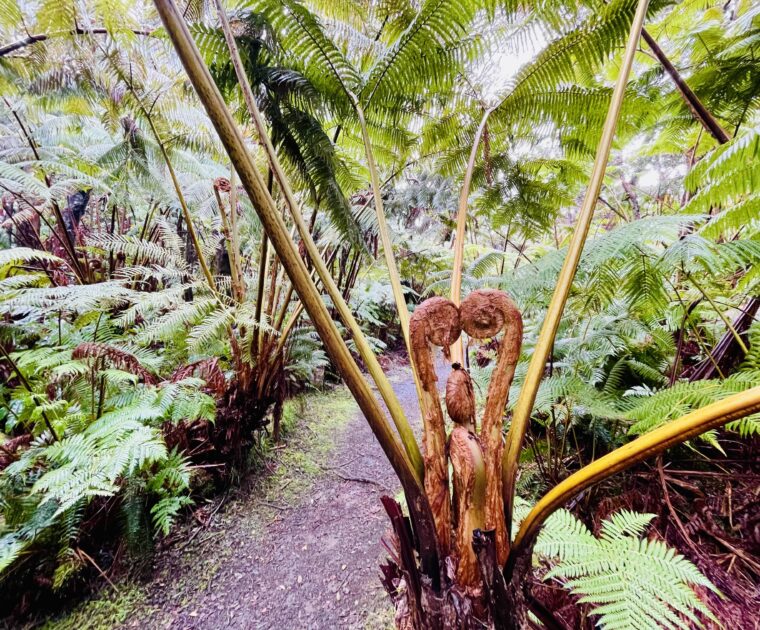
[0,28,153,58]
[333,471,388,489]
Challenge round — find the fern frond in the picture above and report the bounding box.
[0,247,66,277]
[87,232,187,269]
[535,509,717,630]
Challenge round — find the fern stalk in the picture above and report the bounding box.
[149,116,217,292]
[353,97,430,475]
[0,344,59,440]
[273,284,295,332]
[107,57,218,293]
[212,184,244,303]
[153,0,441,584]
[251,172,272,360]
[212,0,424,480]
[0,28,153,58]
[273,303,304,358]
[510,384,760,562]
[641,28,730,144]
[687,272,749,355]
[2,98,89,283]
[502,0,651,537]
[353,98,413,350]
[450,107,493,365]
[228,169,244,301]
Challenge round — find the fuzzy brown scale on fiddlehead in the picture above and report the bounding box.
[459,289,523,566]
[448,425,486,591]
[409,297,461,556]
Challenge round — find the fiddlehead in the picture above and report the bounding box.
[446,362,476,432]
[460,289,522,565]
[410,296,460,556]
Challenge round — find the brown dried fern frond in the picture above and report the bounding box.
[72,342,156,384]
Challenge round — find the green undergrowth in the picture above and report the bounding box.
[38,586,151,630]
[264,387,356,504]
[37,386,357,630]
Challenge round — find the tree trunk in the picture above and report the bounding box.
[685,297,760,381]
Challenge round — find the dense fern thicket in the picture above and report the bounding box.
[1,0,759,626]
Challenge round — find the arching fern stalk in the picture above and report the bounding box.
[152,0,443,594]
[155,0,760,627]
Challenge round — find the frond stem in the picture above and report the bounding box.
[0,28,153,58]
[502,0,651,538]
[0,345,58,440]
[640,29,730,144]
[687,272,749,355]
[213,0,424,480]
[510,385,760,565]
[145,114,218,292]
[154,0,440,583]
[450,107,494,364]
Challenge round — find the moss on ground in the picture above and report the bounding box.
[39,585,153,630]
[364,602,395,630]
[265,387,355,503]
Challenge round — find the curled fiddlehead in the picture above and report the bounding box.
[410,296,460,556]
[460,289,523,565]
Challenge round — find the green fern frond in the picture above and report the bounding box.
[246,0,359,111]
[136,297,220,344]
[150,495,193,536]
[534,508,717,630]
[0,247,66,276]
[187,305,234,355]
[0,162,51,201]
[362,0,482,110]
[0,282,137,318]
[87,232,188,269]
[626,371,760,435]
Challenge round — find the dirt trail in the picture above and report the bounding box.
[116,359,449,630]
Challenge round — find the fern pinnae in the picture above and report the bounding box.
[187,304,234,355]
[87,232,188,270]
[535,509,717,630]
[135,296,219,344]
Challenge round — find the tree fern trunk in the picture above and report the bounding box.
[381,497,535,629]
[685,296,760,381]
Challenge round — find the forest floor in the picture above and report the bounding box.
[40,358,448,630]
